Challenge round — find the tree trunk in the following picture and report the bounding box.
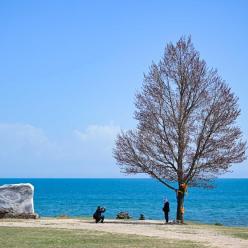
[176,188,185,223]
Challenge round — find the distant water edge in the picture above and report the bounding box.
[0,178,248,227]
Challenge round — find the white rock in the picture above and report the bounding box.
[0,183,35,215]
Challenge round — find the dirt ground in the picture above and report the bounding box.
[0,218,248,248]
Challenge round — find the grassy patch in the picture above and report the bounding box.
[185,222,248,240]
[215,227,248,240]
[0,226,204,248]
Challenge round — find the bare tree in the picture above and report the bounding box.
[113,36,246,222]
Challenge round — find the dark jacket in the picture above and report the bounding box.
[163,202,170,213]
[93,207,105,219]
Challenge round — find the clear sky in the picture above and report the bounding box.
[0,0,247,178]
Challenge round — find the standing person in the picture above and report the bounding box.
[93,206,106,223]
[162,199,170,223]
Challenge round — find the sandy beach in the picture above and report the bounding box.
[1,218,248,248]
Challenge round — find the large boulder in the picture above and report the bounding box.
[0,183,38,219]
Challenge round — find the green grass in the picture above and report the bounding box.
[214,226,248,240]
[183,222,248,240]
[0,226,204,248]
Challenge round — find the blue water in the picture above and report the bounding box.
[0,178,248,227]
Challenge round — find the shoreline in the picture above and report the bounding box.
[1,217,248,248]
[40,215,248,228]
[2,215,247,228]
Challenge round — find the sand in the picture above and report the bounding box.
[0,218,248,248]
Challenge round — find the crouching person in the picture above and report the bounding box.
[93,206,106,223]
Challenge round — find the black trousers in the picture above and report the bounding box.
[95,215,104,223]
[164,212,169,223]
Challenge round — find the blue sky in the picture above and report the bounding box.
[0,0,247,178]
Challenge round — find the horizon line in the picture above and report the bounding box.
[0,177,248,180]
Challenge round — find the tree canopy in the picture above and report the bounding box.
[114,36,246,190]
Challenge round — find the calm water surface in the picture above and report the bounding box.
[0,178,247,227]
